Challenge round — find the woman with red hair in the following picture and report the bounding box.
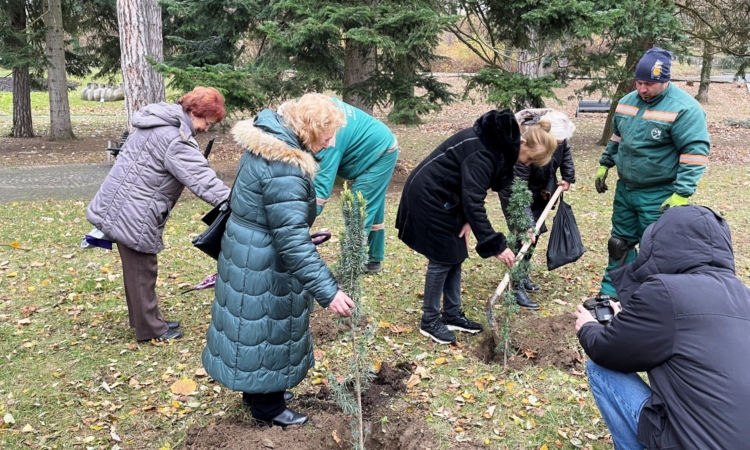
[87,86,230,342]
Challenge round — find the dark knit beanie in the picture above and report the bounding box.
[635,47,672,82]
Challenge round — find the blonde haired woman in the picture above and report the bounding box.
[202,93,354,428]
[499,108,577,310]
[395,109,557,344]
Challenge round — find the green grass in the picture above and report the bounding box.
[1,130,747,449]
[1,84,749,448]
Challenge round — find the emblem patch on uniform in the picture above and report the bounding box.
[651,60,663,79]
[651,127,662,139]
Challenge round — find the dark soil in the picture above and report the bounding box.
[308,308,372,345]
[474,313,585,372]
[183,363,439,450]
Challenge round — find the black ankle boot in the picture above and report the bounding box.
[522,275,540,292]
[256,408,308,429]
[515,287,539,310]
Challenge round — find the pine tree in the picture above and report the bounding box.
[328,185,374,450]
[487,178,533,368]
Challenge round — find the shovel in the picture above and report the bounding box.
[486,185,564,354]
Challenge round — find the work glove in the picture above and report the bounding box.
[659,193,688,213]
[594,166,609,194]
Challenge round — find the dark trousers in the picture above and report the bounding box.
[243,391,286,421]
[422,259,462,323]
[117,244,168,341]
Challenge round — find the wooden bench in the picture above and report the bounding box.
[575,100,612,117]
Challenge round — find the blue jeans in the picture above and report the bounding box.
[586,360,651,450]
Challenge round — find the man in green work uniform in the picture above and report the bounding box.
[315,98,399,274]
[594,47,710,299]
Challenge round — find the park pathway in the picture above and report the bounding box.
[0,164,112,202]
[0,163,238,203]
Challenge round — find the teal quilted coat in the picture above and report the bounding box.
[202,110,339,394]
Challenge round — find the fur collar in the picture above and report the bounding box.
[231,120,318,179]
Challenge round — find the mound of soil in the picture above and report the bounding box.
[475,313,584,372]
[309,308,369,344]
[184,363,438,450]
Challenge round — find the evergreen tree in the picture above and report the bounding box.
[157,0,456,123]
[486,178,533,368]
[562,0,686,145]
[328,186,373,450]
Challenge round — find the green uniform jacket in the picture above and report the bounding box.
[314,98,396,214]
[599,83,710,197]
[202,111,338,394]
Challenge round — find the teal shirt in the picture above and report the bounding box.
[600,83,710,197]
[314,98,395,214]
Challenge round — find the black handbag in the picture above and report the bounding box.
[192,200,231,260]
[546,194,586,271]
[192,159,242,260]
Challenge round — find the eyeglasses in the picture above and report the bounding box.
[204,117,215,128]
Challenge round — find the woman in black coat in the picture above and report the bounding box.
[395,109,558,344]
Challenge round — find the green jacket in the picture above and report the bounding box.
[202,110,338,394]
[314,98,395,214]
[600,83,710,197]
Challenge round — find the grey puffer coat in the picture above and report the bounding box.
[202,110,339,394]
[86,103,229,254]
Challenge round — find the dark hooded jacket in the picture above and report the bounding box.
[578,206,750,450]
[395,109,520,264]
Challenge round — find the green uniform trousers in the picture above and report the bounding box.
[352,148,399,263]
[600,180,673,298]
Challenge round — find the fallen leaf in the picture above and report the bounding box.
[314,349,326,360]
[389,324,412,334]
[170,379,197,395]
[111,430,121,442]
[482,405,496,419]
[378,320,391,328]
[332,430,341,444]
[22,424,34,433]
[405,374,421,388]
[434,357,447,365]
[100,267,112,274]
[524,349,537,359]
[194,368,207,377]
[3,413,14,424]
[17,318,31,326]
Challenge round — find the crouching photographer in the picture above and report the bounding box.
[574,206,750,450]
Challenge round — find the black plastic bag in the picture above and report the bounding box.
[546,195,586,271]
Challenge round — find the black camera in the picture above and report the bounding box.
[583,294,615,325]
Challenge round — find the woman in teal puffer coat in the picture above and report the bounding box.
[202,93,354,428]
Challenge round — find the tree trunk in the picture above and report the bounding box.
[43,0,75,140]
[598,51,640,146]
[12,66,34,138]
[10,2,33,138]
[117,0,166,127]
[388,54,419,124]
[343,40,376,114]
[695,41,714,104]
